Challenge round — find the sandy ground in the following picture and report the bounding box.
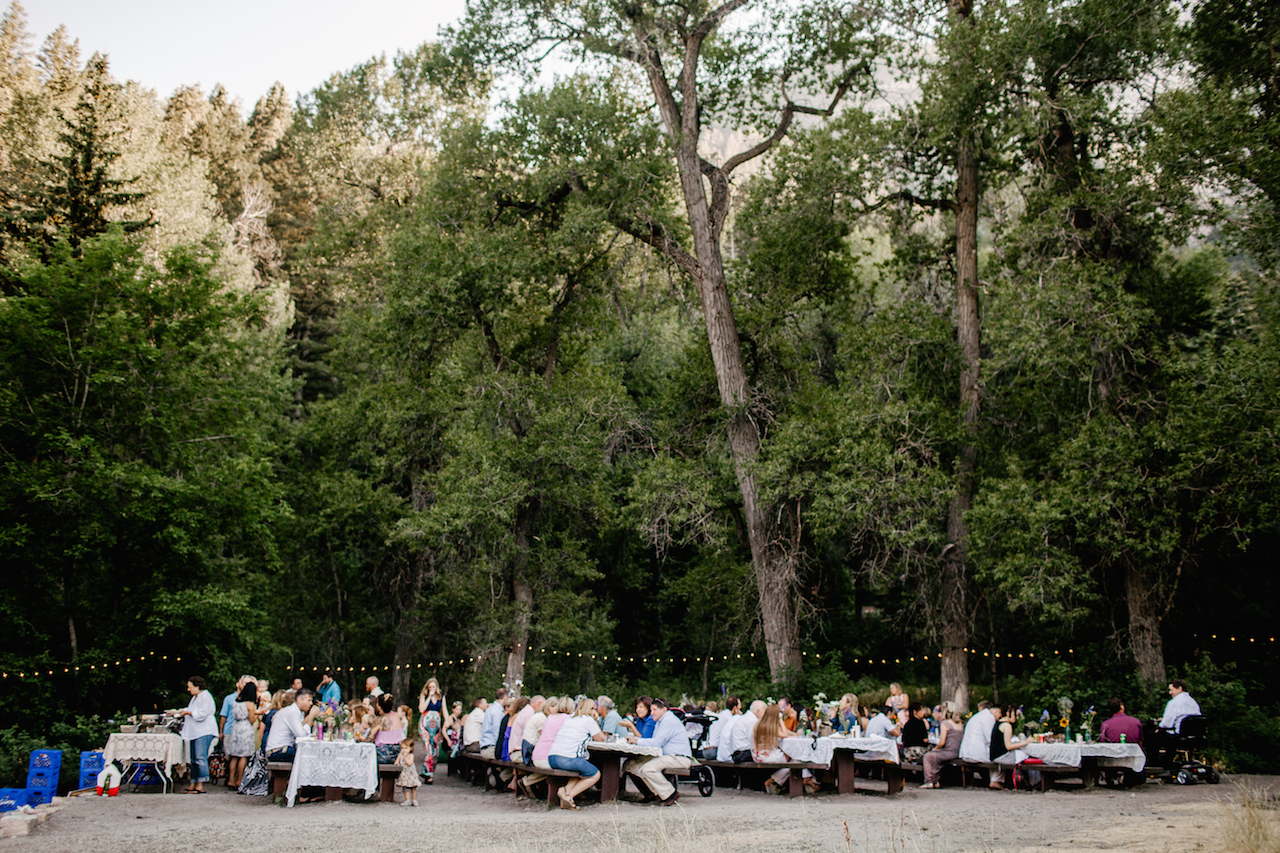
[6,771,1277,853]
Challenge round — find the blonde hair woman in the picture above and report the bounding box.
[546,696,607,809]
[838,693,864,734]
[417,677,448,783]
[753,703,816,794]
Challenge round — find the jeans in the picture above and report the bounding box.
[548,754,599,778]
[189,734,214,782]
[522,742,534,765]
[267,746,296,763]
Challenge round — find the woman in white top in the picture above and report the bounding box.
[168,675,218,793]
[547,696,608,809]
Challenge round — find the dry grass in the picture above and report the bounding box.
[1215,782,1280,853]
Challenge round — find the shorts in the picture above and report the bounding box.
[548,755,598,777]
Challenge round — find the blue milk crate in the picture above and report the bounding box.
[78,751,105,789]
[25,786,55,807]
[0,788,29,812]
[28,749,62,773]
[26,770,57,791]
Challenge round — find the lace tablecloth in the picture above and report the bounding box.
[286,739,378,807]
[587,741,663,758]
[103,733,188,783]
[781,735,900,765]
[995,742,1146,772]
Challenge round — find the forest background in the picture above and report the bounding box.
[1,0,1278,788]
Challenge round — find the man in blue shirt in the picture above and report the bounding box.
[624,697,692,806]
[478,687,508,759]
[597,696,625,736]
[317,669,341,706]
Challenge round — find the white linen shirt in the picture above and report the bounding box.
[264,702,307,752]
[180,689,218,741]
[865,712,896,739]
[462,707,485,745]
[523,711,548,746]
[707,710,734,750]
[958,709,997,762]
[719,710,758,760]
[1159,692,1202,732]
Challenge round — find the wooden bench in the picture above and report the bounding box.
[510,761,584,808]
[267,761,399,803]
[699,759,827,798]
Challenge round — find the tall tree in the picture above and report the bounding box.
[451,0,886,682]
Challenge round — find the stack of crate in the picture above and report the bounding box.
[78,751,104,791]
[25,749,61,806]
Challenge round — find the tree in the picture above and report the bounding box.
[450,0,887,682]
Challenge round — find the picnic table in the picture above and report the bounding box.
[102,733,187,793]
[994,741,1147,787]
[586,740,662,801]
[781,734,903,796]
[284,738,379,807]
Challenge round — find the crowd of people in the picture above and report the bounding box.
[167,672,1205,803]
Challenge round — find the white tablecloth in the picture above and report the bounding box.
[103,733,188,784]
[286,739,378,807]
[587,741,663,757]
[994,742,1146,772]
[781,735,900,765]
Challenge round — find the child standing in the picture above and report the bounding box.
[396,738,420,806]
[887,683,910,724]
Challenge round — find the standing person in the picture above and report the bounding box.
[887,683,910,724]
[374,694,406,765]
[317,669,341,706]
[224,681,259,788]
[395,738,420,806]
[624,698,695,805]
[919,704,964,789]
[417,677,449,783]
[170,676,217,794]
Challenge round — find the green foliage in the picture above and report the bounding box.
[0,716,114,791]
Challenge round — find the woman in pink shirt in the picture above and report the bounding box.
[374,693,406,765]
[521,696,570,793]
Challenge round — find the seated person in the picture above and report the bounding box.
[1159,680,1201,734]
[901,702,931,762]
[1100,697,1143,745]
[462,698,487,754]
[988,704,1034,789]
[619,696,656,739]
[625,698,696,805]
[778,697,799,732]
[866,706,902,740]
[957,701,997,763]
[920,704,964,789]
[547,697,607,810]
[836,693,864,734]
[264,688,317,762]
[597,696,626,736]
[721,700,765,763]
[750,702,816,795]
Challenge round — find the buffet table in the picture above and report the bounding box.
[102,733,187,793]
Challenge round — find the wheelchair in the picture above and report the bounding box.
[1141,715,1219,785]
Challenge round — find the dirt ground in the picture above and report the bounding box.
[6,771,1277,853]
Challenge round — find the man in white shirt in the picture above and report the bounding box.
[957,702,998,763]
[866,707,902,739]
[703,696,739,759]
[265,689,317,762]
[721,699,764,762]
[1159,680,1202,733]
[462,698,488,753]
[364,676,383,701]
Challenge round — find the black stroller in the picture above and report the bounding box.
[1142,715,1219,785]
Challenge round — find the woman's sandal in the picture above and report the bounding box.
[557,789,578,810]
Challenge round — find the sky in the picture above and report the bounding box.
[24,0,470,109]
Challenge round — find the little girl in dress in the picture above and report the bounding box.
[887,683,910,724]
[395,738,420,806]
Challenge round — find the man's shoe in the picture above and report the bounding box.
[659,791,679,806]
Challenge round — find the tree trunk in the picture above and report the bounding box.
[940,136,980,713]
[505,505,535,689]
[672,139,801,684]
[1125,562,1166,684]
